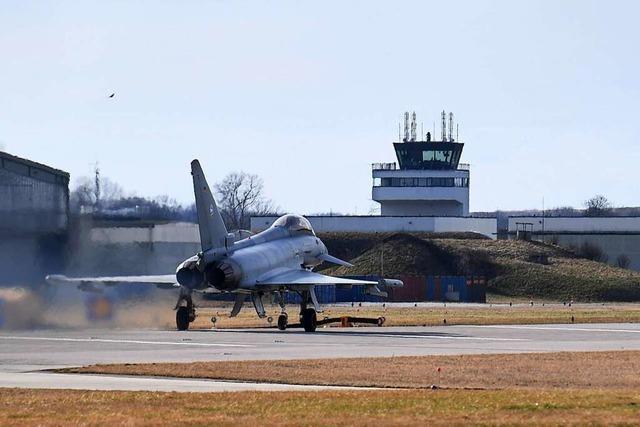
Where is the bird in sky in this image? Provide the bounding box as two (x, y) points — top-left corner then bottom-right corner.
(108, 93), (115, 98)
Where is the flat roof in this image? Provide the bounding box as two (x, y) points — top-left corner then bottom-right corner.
(0, 151), (70, 184)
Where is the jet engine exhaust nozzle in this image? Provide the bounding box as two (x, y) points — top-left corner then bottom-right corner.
(176, 267), (204, 289)
(206, 260), (241, 290)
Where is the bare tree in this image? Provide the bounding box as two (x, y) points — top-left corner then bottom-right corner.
(214, 172), (275, 231)
(548, 206), (580, 217)
(70, 176), (96, 211)
(584, 195), (612, 217)
(100, 177), (123, 205)
(616, 254), (631, 269)
(70, 176), (123, 213)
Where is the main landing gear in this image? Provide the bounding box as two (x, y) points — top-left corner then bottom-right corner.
(277, 313), (288, 331)
(275, 290), (317, 332)
(301, 307), (317, 332)
(175, 288), (196, 331)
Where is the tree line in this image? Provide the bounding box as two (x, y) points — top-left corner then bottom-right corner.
(70, 171), (278, 230)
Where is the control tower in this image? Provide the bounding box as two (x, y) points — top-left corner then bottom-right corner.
(372, 111), (470, 216)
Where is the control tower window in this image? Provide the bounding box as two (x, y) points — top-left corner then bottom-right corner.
(393, 142), (464, 170)
(374, 177), (469, 188)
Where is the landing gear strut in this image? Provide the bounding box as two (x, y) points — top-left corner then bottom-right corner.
(299, 290), (317, 333)
(275, 290), (288, 331)
(175, 288), (196, 331)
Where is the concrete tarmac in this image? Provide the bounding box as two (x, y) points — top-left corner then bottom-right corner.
(2, 323), (640, 392)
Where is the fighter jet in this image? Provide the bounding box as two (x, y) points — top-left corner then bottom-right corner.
(47, 160), (402, 331)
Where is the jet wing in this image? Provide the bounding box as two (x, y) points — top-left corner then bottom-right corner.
(255, 269), (378, 286)
(45, 274), (179, 290)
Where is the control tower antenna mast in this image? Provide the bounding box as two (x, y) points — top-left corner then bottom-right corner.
(449, 112), (454, 142)
(441, 110), (446, 141)
(403, 112), (410, 142)
(410, 111), (417, 142)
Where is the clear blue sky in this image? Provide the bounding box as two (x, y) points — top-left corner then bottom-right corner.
(1, 0), (638, 213)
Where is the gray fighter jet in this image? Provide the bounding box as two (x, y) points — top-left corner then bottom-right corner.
(47, 160), (402, 331)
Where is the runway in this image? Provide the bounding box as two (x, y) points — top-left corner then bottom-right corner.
(2, 323), (640, 392)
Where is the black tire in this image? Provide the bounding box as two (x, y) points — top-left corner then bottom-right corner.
(302, 308), (317, 332)
(176, 306), (190, 331)
(277, 313), (288, 331)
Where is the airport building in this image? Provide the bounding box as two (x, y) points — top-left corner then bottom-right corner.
(0, 151), (70, 284)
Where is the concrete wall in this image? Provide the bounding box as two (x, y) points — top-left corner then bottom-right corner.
(551, 234), (640, 271)
(378, 199), (464, 216)
(508, 216), (640, 233)
(251, 215), (497, 238)
(507, 216), (640, 272)
(67, 222), (200, 276)
(89, 222), (200, 244)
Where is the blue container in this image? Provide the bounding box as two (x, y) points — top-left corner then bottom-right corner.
(426, 276), (434, 301)
(337, 276), (384, 302)
(335, 285), (355, 302)
(284, 285), (336, 304)
(315, 285), (336, 304)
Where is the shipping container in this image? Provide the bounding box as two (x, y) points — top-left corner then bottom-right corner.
(388, 275), (426, 302)
(467, 276), (487, 303)
(427, 275), (485, 303)
(337, 276), (383, 302)
(284, 285), (337, 304)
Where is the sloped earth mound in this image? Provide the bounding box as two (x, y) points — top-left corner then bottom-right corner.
(324, 233), (640, 302)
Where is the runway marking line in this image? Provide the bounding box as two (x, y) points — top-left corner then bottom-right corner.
(0, 336), (253, 348)
(365, 334), (526, 341)
(467, 325), (640, 334)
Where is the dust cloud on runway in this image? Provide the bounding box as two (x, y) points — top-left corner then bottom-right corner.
(0, 286), (176, 330)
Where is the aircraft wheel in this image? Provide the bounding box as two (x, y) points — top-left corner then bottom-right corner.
(277, 313), (288, 331)
(302, 308), (317, 333)
(176, 306), (190, 331)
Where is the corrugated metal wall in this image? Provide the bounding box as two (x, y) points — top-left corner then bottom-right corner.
(0, 165), (68, 234)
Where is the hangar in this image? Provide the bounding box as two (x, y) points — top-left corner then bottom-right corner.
(0, 151), (69, 285)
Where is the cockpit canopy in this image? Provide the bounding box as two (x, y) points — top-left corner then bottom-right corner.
(271, 214), (315, 236)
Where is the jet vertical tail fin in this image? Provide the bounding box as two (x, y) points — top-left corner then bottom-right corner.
(191, 159), (228, 251)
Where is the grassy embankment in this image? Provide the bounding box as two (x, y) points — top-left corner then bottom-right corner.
(320, 232), (640, 302)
